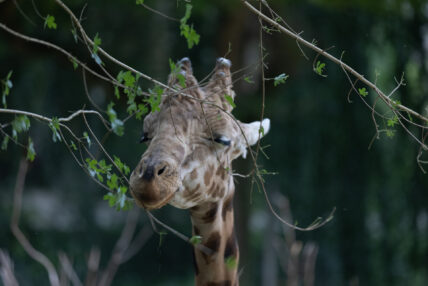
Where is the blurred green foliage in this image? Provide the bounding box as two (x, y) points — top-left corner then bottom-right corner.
(1, 0), (428, 285)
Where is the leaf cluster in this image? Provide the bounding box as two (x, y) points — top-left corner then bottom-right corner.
(180, 4), (200, 49)
(86, 157), (132, 211)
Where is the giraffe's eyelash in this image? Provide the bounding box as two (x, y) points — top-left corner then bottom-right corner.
(139, 132), (151, 143)
(214, 136), (231, 146)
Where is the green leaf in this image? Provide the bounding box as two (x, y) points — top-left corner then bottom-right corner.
(146, 86), (163, 113)
(117, 70), (136, 88)
(93, 33), (102, 54)
(224, 95), (236, 108)
(83, 131), (91, 147)
(225, 256), (237, 270)
(107, 102), (124, 136)
(386, 129), (395, 138)
(136, 104), (148, 120)
(179, 4), (200, 49)
(273, 73), (288, 86)
(11, 115), (31, 140)
(1, 136), (9, 151)
(358, 87), (368, 97)
(169, 59), (187, 87)
(71, 28), (78, 43)
(189, 235), (202, 245)
(49, 117), (62, 142)
(91, 53), (103, 65)
(387, 115), (398, 127)
(98, 159), (112, 174)
(70, 140), (78, 151)
(26, 137), (36, 162)
(136, 0), (144, 4)
(114, 155), (130, 175)
(91, 33), (103, 65)
(70, 57), (78, 70)
(177, 73), (186, 88)
(181, 4), (192, 23)
(259, 126), (265, 136)
(244, 76), (254, 84)
(44, 15), (57, 29)
(103, 193), (116, 207)
(114, 86), (120, 99)
(86, 158), (98, 178)
(169, 58), (177, 73)
(107, 173), (119, 190)
(314, 61), (326, 76)
(2, 70), (13, 108)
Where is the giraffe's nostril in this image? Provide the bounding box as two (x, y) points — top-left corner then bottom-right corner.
(157, 166), (166, 176)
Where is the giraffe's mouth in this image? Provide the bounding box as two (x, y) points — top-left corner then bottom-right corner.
(130, 185), (177, 210)
(129, 167), (180, 210)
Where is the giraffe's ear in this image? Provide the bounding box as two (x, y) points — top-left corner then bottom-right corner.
(240, 118), (271, 146)
(236, 119), (270, 158)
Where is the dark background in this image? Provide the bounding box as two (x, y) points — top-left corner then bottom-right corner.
(1, 0), (428, 285)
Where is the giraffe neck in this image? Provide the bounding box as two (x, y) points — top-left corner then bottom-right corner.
(190, 194), (239, 286)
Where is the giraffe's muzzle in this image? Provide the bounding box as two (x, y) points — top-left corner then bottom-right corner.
(129, 160), (179, 210)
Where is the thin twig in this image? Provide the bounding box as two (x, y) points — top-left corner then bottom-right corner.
(241, 0), (428, 124)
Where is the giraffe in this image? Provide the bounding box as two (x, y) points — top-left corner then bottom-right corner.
(129, 57), (270, 286)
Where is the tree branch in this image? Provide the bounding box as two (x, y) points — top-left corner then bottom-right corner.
(10, 158), (60, 286)
(242, 0), (428, 125)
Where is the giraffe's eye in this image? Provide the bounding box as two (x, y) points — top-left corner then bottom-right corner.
(214, 136), (231, 146)
(139, 132), (151, 143)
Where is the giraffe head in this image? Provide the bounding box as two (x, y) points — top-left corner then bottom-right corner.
(129, 57), (270, 210)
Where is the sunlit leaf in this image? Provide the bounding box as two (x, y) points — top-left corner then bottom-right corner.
(314, 61), (326, 76)
(11, 115), (30, 140)
(224, 94), (236, 108)
(49, 117), (62, 142)
(273, 73), (288, 86)
(1, 136), (9, 151)
(107, 102), (124, 136)
(179, 4), (200, 49)
(44, 15), (57, 29)
(189, 235), (202, 245)
(26, 137), (36, 162)
(358, 87), (368, 97)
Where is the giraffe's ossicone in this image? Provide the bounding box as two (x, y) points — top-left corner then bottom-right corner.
(129, 57), (270, 286)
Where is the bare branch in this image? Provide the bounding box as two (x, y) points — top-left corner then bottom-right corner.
(98, 208), (140, 286)
(10, 158), (60, 286)
(0, 250), (19, 286)
(0, 23), (114, 86)
(84, 247), (100, 286)
(58, 252), (83, 286)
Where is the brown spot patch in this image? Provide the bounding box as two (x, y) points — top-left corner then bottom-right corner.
(202, 202), (218, 223)
(215, 185), (225, 198)
(216, 166), (223, 176)
(224, 232), (238, 260)
(207, 183), (217, 196)
(190, 169), (198, 180)
(202, 231), (221, 263)
(204, 168), (213, 186)
(191, 205), (200, 212)
(222, 195), (234, 221)
(193, 226), (200, 235)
